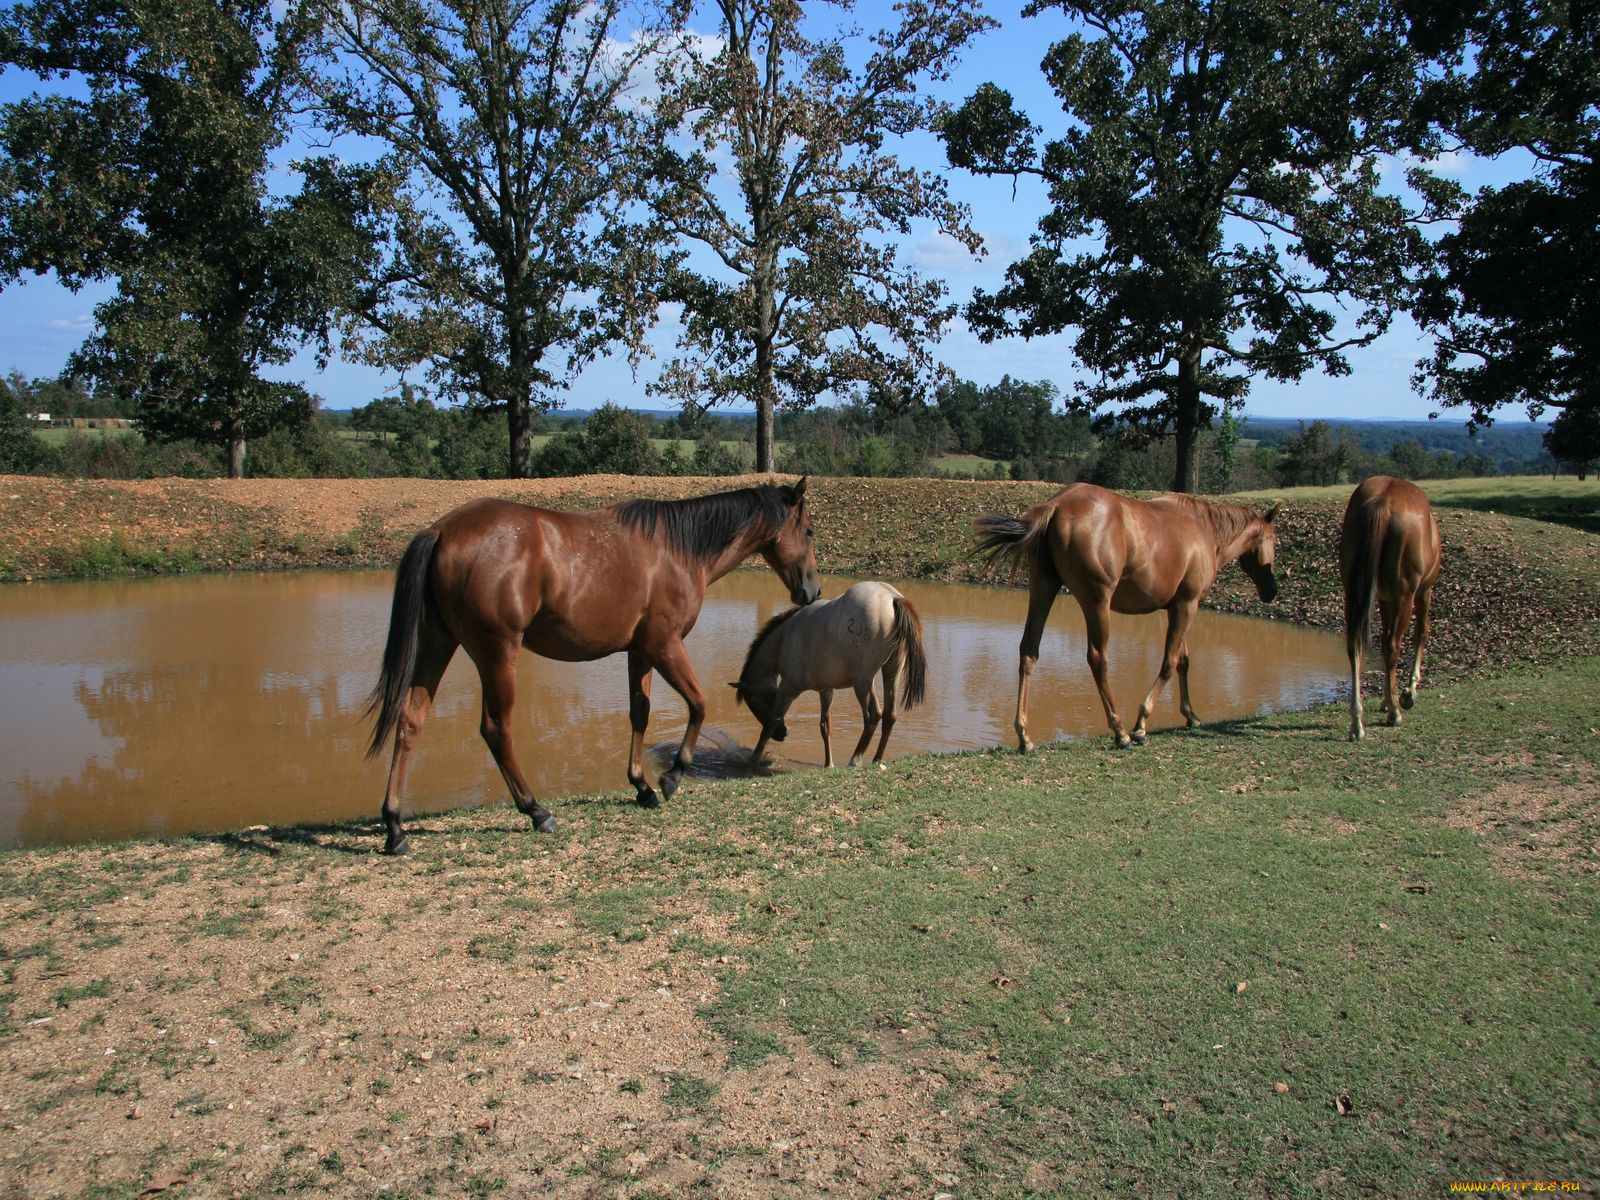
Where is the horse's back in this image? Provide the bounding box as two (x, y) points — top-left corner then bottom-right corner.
(778, 581), (904, 687)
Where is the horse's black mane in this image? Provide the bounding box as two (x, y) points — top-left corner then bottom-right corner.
(733, 605), (802, 702)
(616, 483), (794, 563)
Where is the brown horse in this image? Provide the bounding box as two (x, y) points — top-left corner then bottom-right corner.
(366, 479), (820, 854)
(1338, 475), (1442, 741)
(975, 483), (1279, 752)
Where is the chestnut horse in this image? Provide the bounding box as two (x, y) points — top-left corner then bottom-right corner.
(975, 483), (1279, 752)
(366, 479), (820, 854)
(1339, 475), (1442, 741)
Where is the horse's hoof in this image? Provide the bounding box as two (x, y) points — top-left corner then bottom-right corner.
(1400, 691), (1416, 710)
(1131, 731), (1149, 747)
(636, 788), (661, 809)
(1386, 711), (1401, 727)
(1016, 740), (1033, 755)
(659, 773), (680, 802)
(1348, 728), (1364, 742)
(533, 813), (557, 834)
(385, 836), (412, 857)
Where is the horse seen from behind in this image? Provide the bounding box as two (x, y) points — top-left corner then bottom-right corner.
(974, 483), (1279, 752)
(366, 479), (821, 854)
(1338, 475), (1442, 741)
(735, 581), (928, 768)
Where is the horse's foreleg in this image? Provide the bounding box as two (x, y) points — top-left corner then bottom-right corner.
(625, 651), (659, 808)
(1402, 581), (1435, 710)
(1016, 566), (1061, 754)
(380, 630), (457, 855)
(1133, 602), (1195, 745)
(1176, 639), (1198, 728)
(646, 640), (707, 804)
(475, 644), (556, 835)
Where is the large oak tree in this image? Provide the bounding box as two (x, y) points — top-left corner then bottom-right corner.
(0, 0), (374, 477)
(942, 0), (1435, 492)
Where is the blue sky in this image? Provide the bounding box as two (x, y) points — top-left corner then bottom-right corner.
(0, 0), (1540, 426)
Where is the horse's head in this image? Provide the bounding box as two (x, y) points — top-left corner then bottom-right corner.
(1238, 503), (1280, 602)
(761, 476), (821, 606)
(730, 680), (787, 741)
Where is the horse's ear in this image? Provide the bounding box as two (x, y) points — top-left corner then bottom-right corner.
(792, 475), (808, 503)
(1264, 502), (1280, 523)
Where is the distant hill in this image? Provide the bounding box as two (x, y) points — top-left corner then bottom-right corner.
(1240, 415), (1553, 473)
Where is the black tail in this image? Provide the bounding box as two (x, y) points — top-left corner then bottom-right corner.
(364, 529), (441, 760)
(972, 504), (1053, 577)
(892, 596), (928, 710)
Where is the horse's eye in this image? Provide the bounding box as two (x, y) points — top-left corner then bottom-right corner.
(805, 527), (814, 538)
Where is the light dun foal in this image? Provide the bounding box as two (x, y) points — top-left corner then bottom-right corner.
(735, 581), (928, 768)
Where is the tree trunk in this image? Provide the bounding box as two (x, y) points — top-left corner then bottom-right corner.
(508, 390), (532, 478)
(1172, 346), (1202, 494)
(753, 243), (778, 474)
(228, 418), (247, 480)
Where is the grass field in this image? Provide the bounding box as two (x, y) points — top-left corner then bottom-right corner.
(1236, 475), (1600, 533)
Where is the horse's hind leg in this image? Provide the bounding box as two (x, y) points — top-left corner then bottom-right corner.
(1347, 623), (1366, 742)
(1379, 591), (1416, 726)
(1402, 580), (1435, 710)
(475, 642), (556, 833)
(869, 659), (899, 764)
(847, 684), (881, 767)
(381, 625), (457, 855)
(1081, 598), (1133, 749)
(819, 688), (836, 768)
(1015, 562), (1062, 754)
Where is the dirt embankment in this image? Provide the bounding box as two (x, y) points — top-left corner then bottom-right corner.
(3, 472), (1598, 680)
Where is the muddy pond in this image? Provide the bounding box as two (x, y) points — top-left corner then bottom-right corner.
(0, 569), (1348, 850)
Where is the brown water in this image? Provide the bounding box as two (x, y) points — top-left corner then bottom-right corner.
(0, 570), (1347, 849)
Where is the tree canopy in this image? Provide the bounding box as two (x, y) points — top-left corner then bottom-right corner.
(941, 0), (1435, 492)
(1408, 0), (1598, 442)
(305, 0), (683, 478)
(0, 0), (375, 476)
(649, 0), (991, 472)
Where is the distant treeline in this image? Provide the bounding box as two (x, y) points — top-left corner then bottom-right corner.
(0, 368), (1570, 487)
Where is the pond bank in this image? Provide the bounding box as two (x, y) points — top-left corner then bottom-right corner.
(3, 473), (1598, 680)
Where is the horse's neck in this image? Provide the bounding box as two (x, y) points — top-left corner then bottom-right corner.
(705, 524), (776, 583)
(1200, 501), (1259, 563)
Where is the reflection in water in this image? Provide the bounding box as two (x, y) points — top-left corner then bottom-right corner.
(0, 570), (1348, 849)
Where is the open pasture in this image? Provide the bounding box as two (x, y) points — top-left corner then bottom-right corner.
(0, 473), (1596, 1196)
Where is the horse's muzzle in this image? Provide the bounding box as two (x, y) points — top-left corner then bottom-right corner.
(1258, 572), (1279, 603)
(792, 579), (822, 606)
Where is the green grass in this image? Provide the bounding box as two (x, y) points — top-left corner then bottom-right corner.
(1236, 474), (1600, 532)
(685, 656), (1600, 1193)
